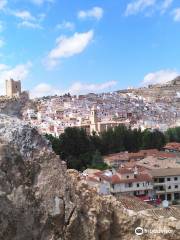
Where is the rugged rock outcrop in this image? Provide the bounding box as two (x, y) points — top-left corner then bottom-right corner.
(0, 114), (180, 240)
(0, 97), (36, 117)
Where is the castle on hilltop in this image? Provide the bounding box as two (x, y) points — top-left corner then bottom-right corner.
(5, 79), (29, 99)
(6, 79), (21, 98)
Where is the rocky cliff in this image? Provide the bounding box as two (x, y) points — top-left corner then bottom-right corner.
(0, 114), (180, 240)
(0, 96), (36, 117)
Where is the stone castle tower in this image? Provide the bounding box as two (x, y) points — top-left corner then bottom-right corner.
(6, 79), (21, 98)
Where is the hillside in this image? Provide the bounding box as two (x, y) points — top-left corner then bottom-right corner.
(118, 77), (180, 101)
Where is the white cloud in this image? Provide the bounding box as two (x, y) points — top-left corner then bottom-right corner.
(12, 10), (35, 21)
(18, 21), (42, 29)
(0, 21), (5, 32)
(31, 80), (117, 98)
(125, 0), (174, 16)
(0, 62), (32, 95)
(56, 21), (75, 31)
(125, 0), (156, 16)
(68, 80), (117, 95)
(49, 31), (94, 58)
(172, 8), (180, 21)
(0, 64), (8, 71)
(142, 69), (179, 85)
(30, 0), (54, 5)
(78, 7), (104, 20)
(0, 39), (5, 48)
(0, 0), (7, 10)
(9, 9), (44, 29)
(38, 13), (46, 21)
(46, 30), (94, 68)
(161, 0), (173, 13)
(31, 83), (61, 98)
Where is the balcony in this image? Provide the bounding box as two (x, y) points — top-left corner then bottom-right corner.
(166, 188), (175, 192)
(154, 185), (166, 193)
(153, 182), (166, 186)
(155, 190), (166, 194)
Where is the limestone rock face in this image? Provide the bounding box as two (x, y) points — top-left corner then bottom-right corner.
(0, 114), (179, 240)
(0, 97), (36, 117)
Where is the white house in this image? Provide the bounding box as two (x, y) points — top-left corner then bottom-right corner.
(150, 168), (180, 203)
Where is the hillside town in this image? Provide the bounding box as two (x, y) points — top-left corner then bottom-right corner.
(21, 77), (180, 136)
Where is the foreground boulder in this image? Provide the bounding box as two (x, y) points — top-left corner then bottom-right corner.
(0, 114), (179, 240)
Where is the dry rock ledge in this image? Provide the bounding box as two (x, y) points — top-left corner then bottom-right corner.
(0, 114), (179, 240)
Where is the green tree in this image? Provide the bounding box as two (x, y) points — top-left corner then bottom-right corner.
(112, 124), (127, 152)
(59, 127), (92, 159)
(132, 128), (142, 151)
(89, 132), (103, 152)
(141, 129), (154, 149)
(152, 129), (166, 149)
(141, 129), (166, 150)
(91, 150), (108, 170)
(165, 127), (180, 142)
(100, 128), (115, 154)
(45, 134), (61, 155)
(46, 125), (179, 172)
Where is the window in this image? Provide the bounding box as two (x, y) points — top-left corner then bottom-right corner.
(174, 177), (178, 181)
(126, 175), (129, 179)
(167, 194), (171, 201)
(159, 178), (165, 183)
(160, 186), (164, 191)
(167, 178), (171, 181)
(168, 186), (171, 189)
(174, 192), (180, 200)
(175, 185), (178, 189)
(137, 183), (139, 187)
(159, 186), (165, 191)
(125, 183), (132, 188)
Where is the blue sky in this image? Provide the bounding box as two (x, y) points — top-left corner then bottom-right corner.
(0, 0), (180, 97)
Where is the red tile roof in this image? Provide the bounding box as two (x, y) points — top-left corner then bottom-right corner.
(139, 149), (159, 155)
(164, 142), (180, 151)
(111, 173), (152, 184)
(111, 175), (121, 184)
(103, 152), (129, 162)
(88, 168), (152, 185)
(157, 152), (176, 158)
(103, 148), (177, 165)
(117, 168), (134, 174)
